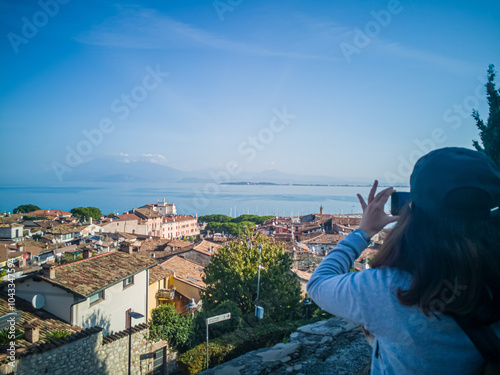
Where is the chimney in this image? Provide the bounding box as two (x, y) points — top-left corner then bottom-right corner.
(42, 264), (56, 279)
(23, 322), (40, 343)
(89, 217), (93, 225)
(83, 248), (91, 259)
(120, 242), (132, 254)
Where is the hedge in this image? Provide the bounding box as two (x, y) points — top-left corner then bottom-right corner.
(177, 320), (305, 375)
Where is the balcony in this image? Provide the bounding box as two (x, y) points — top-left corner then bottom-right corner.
(156, 288), (176, 300)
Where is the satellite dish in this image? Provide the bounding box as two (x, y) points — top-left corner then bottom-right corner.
(32, 294), (45, 309)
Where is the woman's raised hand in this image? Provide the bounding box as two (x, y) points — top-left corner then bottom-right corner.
(357, 180), (399, 238)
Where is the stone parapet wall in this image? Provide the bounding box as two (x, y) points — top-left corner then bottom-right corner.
(200, 317), (372, 375)
(0, 324), (169, 375)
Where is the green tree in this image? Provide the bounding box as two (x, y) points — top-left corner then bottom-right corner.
(199, 214), (233, 223)
(148, 304), (193, 350)
(472, 64), (500, 168)
(13, 204), (40, 214)
(201, 233), (302, 323)
(70, 207), (102, 221)
(233, 215), (273, 225)
(107, 213), (116, 218)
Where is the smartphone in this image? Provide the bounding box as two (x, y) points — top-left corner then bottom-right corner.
(391, 192), (410, 216)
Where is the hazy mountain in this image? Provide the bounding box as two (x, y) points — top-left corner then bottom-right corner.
(39, 158), (187, 183)
(36, 158), (372, 185)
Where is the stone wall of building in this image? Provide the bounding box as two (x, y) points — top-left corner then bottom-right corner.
(0, 324), (175, 375)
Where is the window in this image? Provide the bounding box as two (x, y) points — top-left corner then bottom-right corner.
(89, 290), (104, 305)
(123, 276), (134, 288)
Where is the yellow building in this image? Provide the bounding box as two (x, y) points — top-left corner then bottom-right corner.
(148, 264), (175, 320)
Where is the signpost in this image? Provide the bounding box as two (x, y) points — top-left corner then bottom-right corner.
(206, 313), (231, 370)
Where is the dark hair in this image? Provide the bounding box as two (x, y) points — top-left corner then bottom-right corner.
(371, 203), (500, 325)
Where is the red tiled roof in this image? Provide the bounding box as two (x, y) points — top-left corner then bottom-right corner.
(149, 264), (174, 285)
(167, 239), (192, 248)
(25, 246), (43, 256)
(37, 251), (156, 297)
(134, 208), (163, 219)
(0, 223), (23, 228)
(164, 215), (196, 223)
(26, 210), (72, 217)
(303, 234), (345, 245)
(115, 214), (141, 221)
(162, 256), (205, 289)
(0, 292), (80, 348)
(139, 238), (169, 252)
(193, 240), (221, 255)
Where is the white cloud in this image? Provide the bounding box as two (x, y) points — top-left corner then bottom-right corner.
(75, 8), (335, 61)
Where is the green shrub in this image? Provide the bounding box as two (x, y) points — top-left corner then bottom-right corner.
(148, 304), (193, 351)
(177, 320), (304, 375)
(0, 328), (23, 345)
(45, 330), (71, 342)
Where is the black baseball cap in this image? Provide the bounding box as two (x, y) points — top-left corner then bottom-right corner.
(410, 147), (500, 219)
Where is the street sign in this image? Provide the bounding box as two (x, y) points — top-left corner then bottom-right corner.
(206, 312), (231, 370)
(255, 306), (264, 319)
(206, 313), (231, 325)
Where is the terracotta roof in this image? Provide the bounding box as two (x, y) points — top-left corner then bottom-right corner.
(115, 214), (141, 222)
(0, 213), (24, 224)
(0, 292), (80, 348)
(0, 223), (24, 228)
(164, 215), (196, 223)
(134, 208), (163, 219)
(149, 264), (174, 285)
(167, 239), (192, 249)
(293, 243), (311, 252)
(162, 256), (205, 289)
(193, 240), (221, 255)
(302, 234), (345, 245)
(116, 232), (138, 240)
(26, 210), (72, 217)
(25, 246), (43, 256)
(210, 236), (227, 243)
(139, 238), (169, 252)
(47, 225), (78, 235)
(37, 251), (156, 297)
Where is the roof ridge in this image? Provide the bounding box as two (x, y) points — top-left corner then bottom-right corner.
(54, 250), (118, 269)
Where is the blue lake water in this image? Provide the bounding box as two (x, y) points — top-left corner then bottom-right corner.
(0, 183), (407, 217)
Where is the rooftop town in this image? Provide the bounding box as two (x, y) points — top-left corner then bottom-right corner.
(0, 201), (386, 374)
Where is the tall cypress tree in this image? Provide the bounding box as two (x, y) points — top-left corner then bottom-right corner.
(472, 64), (500, 168)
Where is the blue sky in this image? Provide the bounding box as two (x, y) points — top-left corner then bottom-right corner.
(1, 0), (499, 185)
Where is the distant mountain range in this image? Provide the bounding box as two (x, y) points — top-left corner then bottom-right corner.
(37, 158), (376, 185)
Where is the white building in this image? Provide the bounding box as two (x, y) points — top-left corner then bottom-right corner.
(13, 251), (156, 333)
(0, 223), (24, 242)
(141, 199), (177, 216)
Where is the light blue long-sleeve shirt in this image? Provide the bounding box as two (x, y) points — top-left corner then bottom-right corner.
(307, 230), (499, 374)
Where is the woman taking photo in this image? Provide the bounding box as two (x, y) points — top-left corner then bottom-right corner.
(307, 147), (500, 374)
